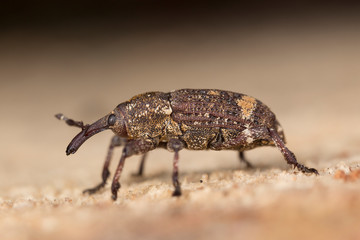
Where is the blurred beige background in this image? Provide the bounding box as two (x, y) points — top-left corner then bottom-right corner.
(0, 1), (360, 240)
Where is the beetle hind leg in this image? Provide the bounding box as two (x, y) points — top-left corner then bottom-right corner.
(268, 128), (319, 175)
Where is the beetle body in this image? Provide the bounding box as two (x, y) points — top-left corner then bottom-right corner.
(57, 89), (318, 200)
(116, 89), (283, 151)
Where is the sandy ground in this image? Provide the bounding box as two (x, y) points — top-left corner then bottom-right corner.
(1, 10), (360, 240)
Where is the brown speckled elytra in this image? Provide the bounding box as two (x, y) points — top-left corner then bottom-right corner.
(56, 89), (318, 200)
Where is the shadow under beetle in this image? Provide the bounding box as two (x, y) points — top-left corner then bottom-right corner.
(56, 89), (318, 200)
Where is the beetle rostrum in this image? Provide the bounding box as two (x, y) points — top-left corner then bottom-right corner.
(56, 89), (318, 200)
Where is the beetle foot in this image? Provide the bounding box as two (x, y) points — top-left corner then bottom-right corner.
(243, 160), (254, 169)
(172, 186), (182, 197)
(111, 182), (121, 200)
(83, 182), (106, 195)
(295, 163), (319, 175)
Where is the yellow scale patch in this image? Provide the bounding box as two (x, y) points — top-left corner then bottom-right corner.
(236, 95), (257, 119)
(207, 90), (220, 96)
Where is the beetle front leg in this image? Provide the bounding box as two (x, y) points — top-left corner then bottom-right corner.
(268, 128), (319, 175)
(111, 138), (158, 201)
(83, 135), (125, 195)
(167, 139), (185, 197)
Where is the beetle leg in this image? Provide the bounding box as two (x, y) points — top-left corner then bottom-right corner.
(83, 135), (125, 195)
(268, 128), (319, 175)
(132, 153), (148, 177)
(111, 138), (158, 200)
(239, 151), (253, 168)
(167, 139), (185, 197)
(172, 151), (181, 196)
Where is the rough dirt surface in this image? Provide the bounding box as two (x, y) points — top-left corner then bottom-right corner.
(1, 6), (360, 240)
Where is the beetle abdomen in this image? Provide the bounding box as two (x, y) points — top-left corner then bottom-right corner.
(170, 89), (261, 130)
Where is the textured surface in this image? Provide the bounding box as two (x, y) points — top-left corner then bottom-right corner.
(169, 89), (281, 151)
(1, 8), (360, 240)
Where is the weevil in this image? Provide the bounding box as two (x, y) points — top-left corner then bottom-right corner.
(56, 89), (318, 200)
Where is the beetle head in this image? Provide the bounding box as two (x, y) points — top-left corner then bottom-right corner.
(66, 107), (127, 155)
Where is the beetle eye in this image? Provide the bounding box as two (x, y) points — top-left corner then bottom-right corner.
(108, 114), (116, 126)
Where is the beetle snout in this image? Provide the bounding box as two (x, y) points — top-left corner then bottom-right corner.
(66, 115), (110, 155)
